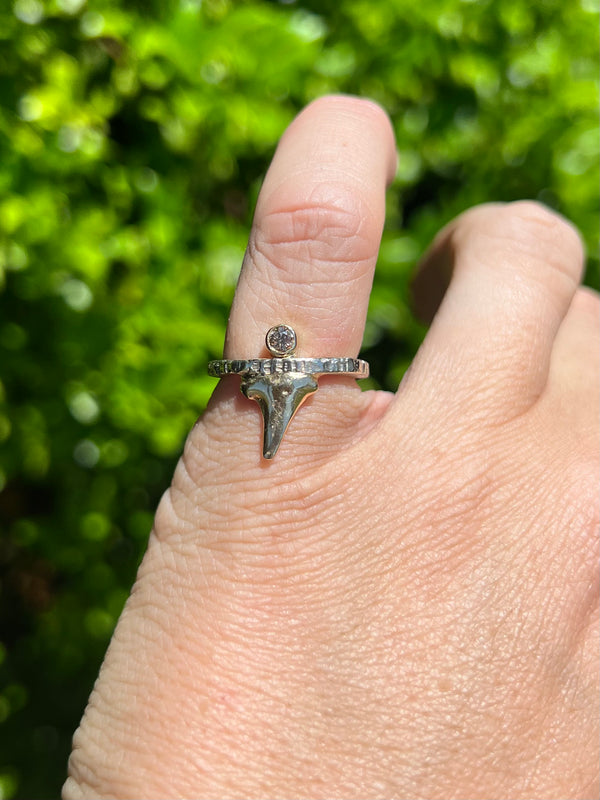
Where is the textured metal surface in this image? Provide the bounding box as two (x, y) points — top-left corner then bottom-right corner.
(208, 357), (369, 378)
(208, 326), (369, 459)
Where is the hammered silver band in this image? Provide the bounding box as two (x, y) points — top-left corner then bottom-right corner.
(208, 357), (369, 379)
(208, 324), (369, 459)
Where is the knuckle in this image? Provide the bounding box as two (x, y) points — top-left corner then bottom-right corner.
(504, 200), (585, 266)
(572, 286), (600, 318)
(251, 184), (377, 277)
(63, 734), (116, 799)
(61, 776), (86, 800)
(456, 200), (585, 293)
(259, 192), (362, 246)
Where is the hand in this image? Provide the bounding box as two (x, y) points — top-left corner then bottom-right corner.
(64, 96), (599, 800)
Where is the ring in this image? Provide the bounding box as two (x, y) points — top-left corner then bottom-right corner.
(208, 324), (369, 459)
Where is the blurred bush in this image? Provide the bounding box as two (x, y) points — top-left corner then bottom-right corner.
(0, 0), (597, 796)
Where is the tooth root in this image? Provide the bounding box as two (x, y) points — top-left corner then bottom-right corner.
(241, 373), (319, 459)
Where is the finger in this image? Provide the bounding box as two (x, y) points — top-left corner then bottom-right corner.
(407, 201), (586, 419)
(542, 286), (599, 420)
(205, 96), (396, 464)
(224, 95), (397, 360)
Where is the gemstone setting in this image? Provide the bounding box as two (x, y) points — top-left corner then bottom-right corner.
(265, 324), (297, 357)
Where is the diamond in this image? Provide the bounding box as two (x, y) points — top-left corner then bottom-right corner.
(266, 324), (297, 357)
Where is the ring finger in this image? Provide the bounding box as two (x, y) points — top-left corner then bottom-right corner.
(205, 95), (396, 465)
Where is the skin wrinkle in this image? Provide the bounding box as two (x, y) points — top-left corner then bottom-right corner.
(155, 454), (373, 597)
(110, 608), (258, 744)
(526, 697), (589, 797)
(257, 195), (365, 245)
(393, 348), (536, 431)
(254, 191), (378, 262)
(245, 228), (376, 315)
(449, 201), (585, 288)
(70, 688), (165, 798)
(240, 244), (352, 312)
(558, 458), (600, 558)
(229, 270), (371, 356)
(540, 387), (600, 464)
(478, 507), (595, 688)
(386, 462), (588, 732)
(435, 285), (551, 406)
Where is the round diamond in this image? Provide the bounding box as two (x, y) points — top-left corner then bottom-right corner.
(266, 324), (297, 356)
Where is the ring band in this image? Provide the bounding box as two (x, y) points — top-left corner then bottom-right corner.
(208, 324), (370, 459)
(208, 357), (368, 379)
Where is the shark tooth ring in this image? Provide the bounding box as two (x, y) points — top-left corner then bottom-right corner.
(208, 324), (369, 459)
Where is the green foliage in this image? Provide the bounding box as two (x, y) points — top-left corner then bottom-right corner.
(0, 0), (597, 795)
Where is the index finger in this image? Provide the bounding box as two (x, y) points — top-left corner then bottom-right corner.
(224, 95), (397, 361)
